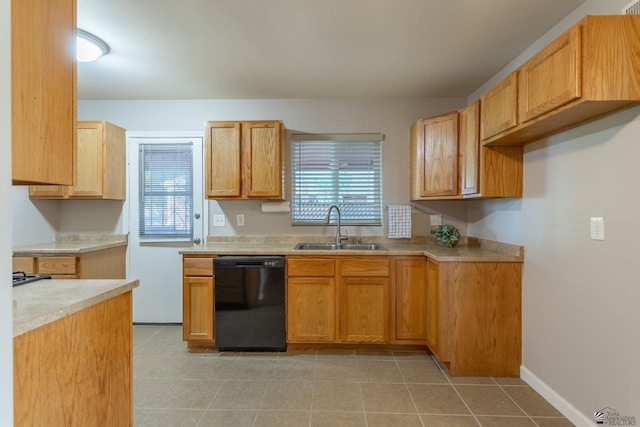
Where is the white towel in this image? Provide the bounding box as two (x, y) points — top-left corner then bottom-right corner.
(387, 205), (412, 238)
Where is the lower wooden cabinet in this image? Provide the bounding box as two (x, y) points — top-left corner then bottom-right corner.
(427, 259), (522, 377)
(12, 246), (126, 279)
(287, 256), (389, 344)
(391, 257), (428, 344)
(182, 256), (215, 343)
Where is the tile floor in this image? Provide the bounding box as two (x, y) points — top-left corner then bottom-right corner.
(133, 325), (574, 427)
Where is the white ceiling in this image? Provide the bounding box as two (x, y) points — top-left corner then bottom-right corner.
(77, 0), (586, 100)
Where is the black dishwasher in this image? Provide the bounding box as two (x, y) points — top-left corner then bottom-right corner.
(214, 256), (286, 351)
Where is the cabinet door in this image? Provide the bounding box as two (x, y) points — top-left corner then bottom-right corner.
(394, 258), (427, 342)
(182, 276), (214, 341)
(417, 112), (459, 198)
(341, 277), (389, 343)
(287, 277), (336, 342)
(12, 0), (76, 185)
(459, 101), (480, 196)
(425, 260), (439, 354)
(243, 121), (283, 198)
(480, 72), (518, 141)
(205, 122), (242, 198)
(518, 25), (581, 123)
(66, 124), (104, 197)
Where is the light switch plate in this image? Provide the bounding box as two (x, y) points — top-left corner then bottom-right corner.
(430, 214), (443, 226)
(236, 214), (245, 227)
(590, 217), (605, 240)
(213, 214), (226, 227)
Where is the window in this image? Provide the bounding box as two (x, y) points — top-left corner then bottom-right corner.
(291, 134), (383, 225)
(138, 143), (193, 239)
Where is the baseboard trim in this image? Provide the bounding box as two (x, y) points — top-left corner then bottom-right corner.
(520, 365), (593, 427)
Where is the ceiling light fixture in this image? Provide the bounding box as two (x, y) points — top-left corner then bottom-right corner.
(76, 29), (110, 62)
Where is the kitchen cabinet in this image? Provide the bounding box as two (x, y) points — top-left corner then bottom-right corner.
(483, 15), (640, 145)
(391, 257), (427, 344)
(426, 258), (522, 377)
(12, 0), (76, 185)
(205, 120), (284, 199)
(12, 246), (126, 279)
(460, 101), (523, 198)
(30, 121), (127, 200)
(182, 256), (215, 344)
(14, 290), (133, 426)
(287, 256), (389, 344)
(410, 112), (459, 200)
(287, 258), (336, 342)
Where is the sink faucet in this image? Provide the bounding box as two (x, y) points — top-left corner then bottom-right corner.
(325, 205), (348, 245)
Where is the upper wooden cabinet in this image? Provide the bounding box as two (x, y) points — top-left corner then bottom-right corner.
(410, 112), (459, 200)
(411, 103), (522, 200)
(205, 120), (285, 199)
(12, 0), (77, 185)
(483, 15), (640, 145)
(29, 121), (127, 200)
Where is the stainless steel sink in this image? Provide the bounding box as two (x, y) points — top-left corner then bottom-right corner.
(293, 243), (386, 251)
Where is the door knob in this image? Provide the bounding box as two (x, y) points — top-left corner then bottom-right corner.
(193, 238), (201, 244)
(194, 213), (201, 219)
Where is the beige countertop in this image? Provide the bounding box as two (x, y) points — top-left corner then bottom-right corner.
(13, 234), (128, 256)
(13, 278), (139, 337)
(179, 236), (524, 262)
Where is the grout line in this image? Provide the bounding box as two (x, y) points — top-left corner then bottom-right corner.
(393, 352), (427, 427)
(495, 382), (540, 426)
(433, 355), (482, 427)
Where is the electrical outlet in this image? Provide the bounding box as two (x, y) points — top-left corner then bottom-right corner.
(430, 214), (443, 226)
(590, 217), (605, 240)
(236, 214), (245, 227)
(213, 214), (226, 227)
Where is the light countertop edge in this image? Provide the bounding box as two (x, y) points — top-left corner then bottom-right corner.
(13, 240), (128, 255)
(13, 278), (139, 337)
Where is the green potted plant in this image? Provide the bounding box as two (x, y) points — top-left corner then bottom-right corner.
(429, 224), (460, 248)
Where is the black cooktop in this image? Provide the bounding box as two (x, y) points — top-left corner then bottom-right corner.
(12, 272), (52, 287)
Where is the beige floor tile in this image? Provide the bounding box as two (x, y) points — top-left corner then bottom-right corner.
(134, 378), (176, 407)
(355, 349), (394, 360)
(315, 359), (360, 382)
(398, 360), (449, 384)
(208, 380), (267, 410)
(311, 411), (367, 427)
(392, 350), (433, 361)
(476, 415), (536, 426)
(312, 381), (364, 412)
(366, 412), (424, 427)
(532, 417), (576, 426)
(456, 385), (525, 416)
(407, 383), (470, 415)
(445, 373), (497, 385)
(133, 407), (151, 427)
(357, 360), (404, 383)
(159, 379), (222, 409)
(253, 410), (311, 427)
(272, 358), (316, 381)
(197, 409), (257, 427)
(138, 408), (205, 427)
(134, 355), (192, 379)
(502, 386), (564, 417)
(260, 381), (314, 410)
(278, 349), (318, 359)
(224, 358), (276, 381)
(316, 349), (356, 358)
(361, 383), (417, 413)
(492, 377), (529, 385)
(183, 357), (237, 380)
(421, 414), (481, 426)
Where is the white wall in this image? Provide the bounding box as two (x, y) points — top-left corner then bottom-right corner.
(1, 0), (13, 423)
(467, 0), (640, 424)
(11, 188), (58, 246)
(78, 98), (468, 238)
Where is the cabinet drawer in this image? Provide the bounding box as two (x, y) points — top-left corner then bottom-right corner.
(183, 257), (214, 277)
(287, 258), (336, 277)
(13, 257), (35, 274)
(37, 257), (77, 275)
(341, 258), (389, 276)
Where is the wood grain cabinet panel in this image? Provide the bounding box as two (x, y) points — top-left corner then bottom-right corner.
(287, 276), (336, 342)
(205, 120), (284, 199)
(13, 247), (127, 280)
(410, 112), (459, 200)
(182, 255), (215, 343)
(341, 276), (389, 343)
(480, 72), (519, 141)
(11, 0), (76, 185)
(391, 257), (427, 344)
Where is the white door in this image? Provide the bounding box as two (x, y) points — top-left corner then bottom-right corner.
(127, 134), (206, 323)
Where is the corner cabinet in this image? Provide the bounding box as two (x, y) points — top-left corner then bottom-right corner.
(483, 15), (640, 145)
(12, 0), (77, 185)
(205, 120), (285, 199)
(426, 259), (522, 377)
(182, 256), (215, 345)
(29, 121), (127, 200)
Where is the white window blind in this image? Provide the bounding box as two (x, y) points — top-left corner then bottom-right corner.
(138, 143), (193, 239)
(291, 134), (383, 226)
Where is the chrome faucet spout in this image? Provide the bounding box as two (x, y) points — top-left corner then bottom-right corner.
(326, 205), (347, 245)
